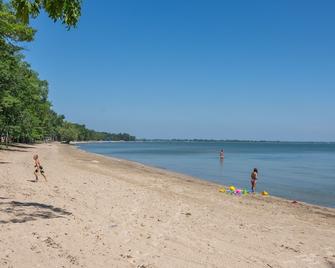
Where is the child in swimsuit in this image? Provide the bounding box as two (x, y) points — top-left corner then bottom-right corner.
(251, 168), (258, 193)
(33, 154), (47, 182)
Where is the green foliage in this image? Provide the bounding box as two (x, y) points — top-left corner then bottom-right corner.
(0, 1), (135, 144)
(10, 0), (82, 28)
(57, 122), (78, 143)
(0, 2), (35, 42)
(56, 122), (136, 143)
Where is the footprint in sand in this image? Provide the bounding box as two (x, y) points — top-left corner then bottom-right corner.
(42, 236), (80, 266)
(44, 237), (61, 249)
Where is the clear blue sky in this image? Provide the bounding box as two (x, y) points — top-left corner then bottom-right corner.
(24, 0), (335, 141)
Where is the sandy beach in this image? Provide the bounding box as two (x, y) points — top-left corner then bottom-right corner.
(0, 143), (334, 268)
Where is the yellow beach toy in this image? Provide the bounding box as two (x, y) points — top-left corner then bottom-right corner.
(229, 186), (236, 191)
(219, 187), (226, 193)
(262, 191), (269, 196)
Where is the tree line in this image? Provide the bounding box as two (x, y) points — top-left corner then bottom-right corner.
(0, 1), (135, 144)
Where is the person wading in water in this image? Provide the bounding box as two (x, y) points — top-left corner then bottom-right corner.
(220, 149), (224, 160)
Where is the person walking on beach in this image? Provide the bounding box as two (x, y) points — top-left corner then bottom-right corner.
(33, 154), (47, 182)
(251, 168), (258, 193)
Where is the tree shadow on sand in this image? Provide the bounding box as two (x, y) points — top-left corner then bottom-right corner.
(0, 201), (72, 224)
(7, 144), (36, 149)
(0, 143), (36, 152)
(0, 147), (27, 152)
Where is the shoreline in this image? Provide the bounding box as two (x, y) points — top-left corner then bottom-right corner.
(1, 143), (334, 267)
(75, 142), (335, 209)
(70, 140), (335, 144)
(74, 144), (335, 211)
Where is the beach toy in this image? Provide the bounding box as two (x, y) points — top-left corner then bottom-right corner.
(219, 187), (226, 193)
(229, 186), (236, 191)
(242, 189), (248, 195)
(261, 191), (269, 196)
(235, 189), (241, 194)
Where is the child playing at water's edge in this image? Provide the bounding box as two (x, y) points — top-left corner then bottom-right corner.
(251, 168), (258, 193)
(33, 154), (47, 182)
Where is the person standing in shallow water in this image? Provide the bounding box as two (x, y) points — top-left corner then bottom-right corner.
(33, 154), (47, 182)
(220, 149), (224, 160)
(251, 168), (258, 193)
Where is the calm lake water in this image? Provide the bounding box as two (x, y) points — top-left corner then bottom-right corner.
(78, 141), (335, 208)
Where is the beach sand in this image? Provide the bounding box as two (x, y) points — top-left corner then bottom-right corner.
(0, 143), (334, 268)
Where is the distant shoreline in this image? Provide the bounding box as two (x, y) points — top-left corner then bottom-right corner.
(70, 139), (335, 145)
(70, 140), (126, 144)
(137, 139), (335, 144)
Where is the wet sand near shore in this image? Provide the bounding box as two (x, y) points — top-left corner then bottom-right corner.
(0, 143), (334, 267)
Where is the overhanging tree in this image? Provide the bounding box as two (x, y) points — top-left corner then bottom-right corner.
(10, 0), (82, 28)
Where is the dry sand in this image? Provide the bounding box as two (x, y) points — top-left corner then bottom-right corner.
(0, 143), (334, 268)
